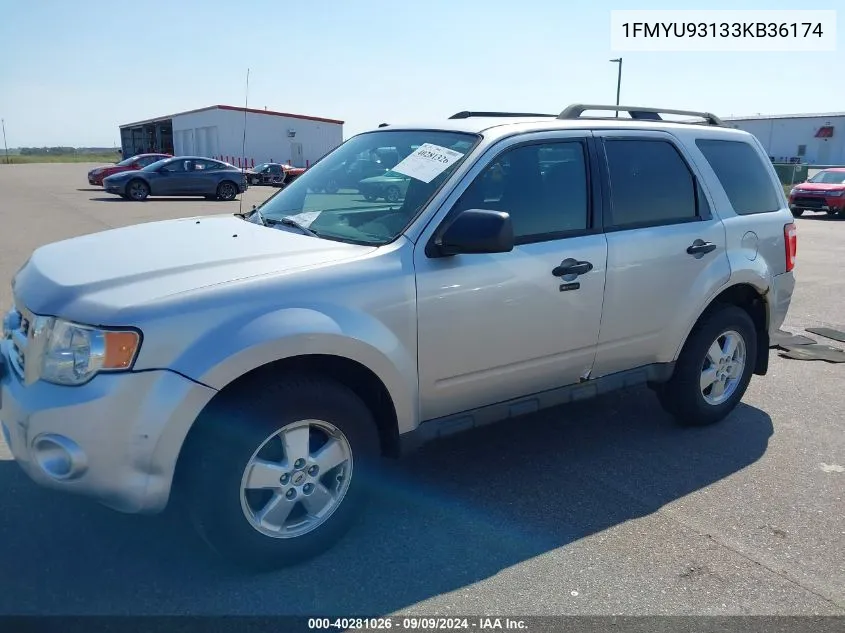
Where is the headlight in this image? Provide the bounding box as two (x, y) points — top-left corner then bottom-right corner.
(789, 188), (796, 195)
(826, 190), (844, 197)
(40, 319), (141, 385)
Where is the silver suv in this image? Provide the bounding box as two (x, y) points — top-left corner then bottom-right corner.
(0, 104), (797, 570)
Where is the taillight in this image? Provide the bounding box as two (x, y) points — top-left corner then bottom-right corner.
(784, 223), (797, 272)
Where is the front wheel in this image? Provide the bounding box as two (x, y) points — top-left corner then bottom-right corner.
(182, 378), (380, 570)
(126, 179), (149, 201)
(656, 305), (757, 427)
(217, 181), (238, 201)
(385, 186), (401, 203)
(791, 208), (805, 217)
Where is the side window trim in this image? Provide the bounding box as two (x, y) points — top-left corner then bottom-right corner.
(424, 134), (600, 257)
(597, 134), (710, 232)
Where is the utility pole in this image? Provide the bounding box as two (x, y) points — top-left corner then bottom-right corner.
(609, 58), (623, 117)
(1, 119), (8, 164)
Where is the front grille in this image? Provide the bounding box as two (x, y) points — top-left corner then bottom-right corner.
(793, 196), (827, 209)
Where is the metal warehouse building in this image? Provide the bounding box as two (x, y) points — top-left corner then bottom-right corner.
(724, 112), (844, 166)
(119, 105), (344, 168)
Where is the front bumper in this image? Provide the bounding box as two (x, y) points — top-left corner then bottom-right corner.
(104, 182), (125, 195)
(0, 339), (217, 514)
(789, 195), (845, 212)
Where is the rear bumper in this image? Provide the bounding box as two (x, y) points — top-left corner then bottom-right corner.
(768, 271), (795, 337)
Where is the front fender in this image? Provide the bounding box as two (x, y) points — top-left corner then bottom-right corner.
(169, 306), (419, 434)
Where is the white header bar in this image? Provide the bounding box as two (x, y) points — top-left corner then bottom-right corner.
(610, 10), (837, 52)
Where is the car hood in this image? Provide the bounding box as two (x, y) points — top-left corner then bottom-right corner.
(90, 164), (120, 174)
(360, 176), (405, 185)
(794, 182), (845, 191)
(13, 215), (377, 323)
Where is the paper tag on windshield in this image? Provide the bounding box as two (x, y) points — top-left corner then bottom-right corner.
(285, 210), (321, 227)
(391, 143), (464, 184)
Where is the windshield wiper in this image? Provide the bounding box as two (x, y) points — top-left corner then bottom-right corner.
(234, 204), (265, 223)
(266, 216), (319, 237)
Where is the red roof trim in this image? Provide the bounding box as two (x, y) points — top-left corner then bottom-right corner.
(120, 105), (343, 128)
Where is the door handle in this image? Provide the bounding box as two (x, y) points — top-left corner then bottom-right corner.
(552, 258), (593, 277)
(686, 239), (717, 256)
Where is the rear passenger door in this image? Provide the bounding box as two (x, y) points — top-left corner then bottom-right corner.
(591, 131), (731, 377)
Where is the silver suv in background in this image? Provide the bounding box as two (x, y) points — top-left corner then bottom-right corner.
(0, 104), (796, 570)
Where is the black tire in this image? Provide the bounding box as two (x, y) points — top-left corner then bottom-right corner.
(126, 178), (149, 201)
(217, 181), (238, 201)
(790, 208), (804, 217)
(182, 377), (381, 570)
(363, 193), (377, 202)
(385, 186), (401, 203)
(656, 305), (757, 427)
(826, 209), (838, 216)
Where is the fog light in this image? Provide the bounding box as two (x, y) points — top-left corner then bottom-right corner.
(31, 434), (87, 481)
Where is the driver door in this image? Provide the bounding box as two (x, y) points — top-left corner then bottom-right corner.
(414, 133), (608, 421)
(151, 158), (191, 195)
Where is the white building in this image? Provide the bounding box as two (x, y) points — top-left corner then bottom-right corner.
(119, 105), (344, 169)
(724, 112), (844, 166)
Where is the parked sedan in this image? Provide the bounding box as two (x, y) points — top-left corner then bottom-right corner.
(357, 170), (411, 202)
(87, 153), (171, 186)
(102, 157), (248, 201)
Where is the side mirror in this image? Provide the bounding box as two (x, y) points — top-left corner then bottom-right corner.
(428, 208), (514, 257)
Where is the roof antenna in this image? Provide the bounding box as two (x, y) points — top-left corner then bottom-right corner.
(239, 67), (250, 216)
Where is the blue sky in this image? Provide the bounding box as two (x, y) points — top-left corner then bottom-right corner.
(0, 0), (841, 147)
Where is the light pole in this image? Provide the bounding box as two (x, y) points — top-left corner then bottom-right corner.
(609, 58), (622, 117)
(1, 119), (8, 164)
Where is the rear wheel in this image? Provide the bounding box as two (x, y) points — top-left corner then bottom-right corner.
(217, 181), (238, 201)
(182, 377), (380, 570)
(656, 305), (757, 427)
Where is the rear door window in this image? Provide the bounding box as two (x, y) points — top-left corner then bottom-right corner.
(603, 139), (698, 229)
(695, 139), (781, 215)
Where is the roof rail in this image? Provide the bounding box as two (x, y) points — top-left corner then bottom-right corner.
(558, 104), (725, 127)
(449, 111), (555, 120)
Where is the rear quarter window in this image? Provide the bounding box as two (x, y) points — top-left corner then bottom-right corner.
(695, 139), (782, 215)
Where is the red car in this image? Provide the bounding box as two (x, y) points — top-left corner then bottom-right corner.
(788, 167), (845, 218)
(87, 153), (171, 186)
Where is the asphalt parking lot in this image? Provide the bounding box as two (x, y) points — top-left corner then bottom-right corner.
(0, 163), (843, 616)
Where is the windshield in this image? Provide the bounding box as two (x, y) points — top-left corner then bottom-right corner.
(142, 158), (171, 171)
(809, 170), (845, 184)
(116, 156), (139, 166)
(256, 130), (478, 245)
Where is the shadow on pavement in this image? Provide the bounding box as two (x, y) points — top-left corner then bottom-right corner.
(0, 386), (773, 615)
